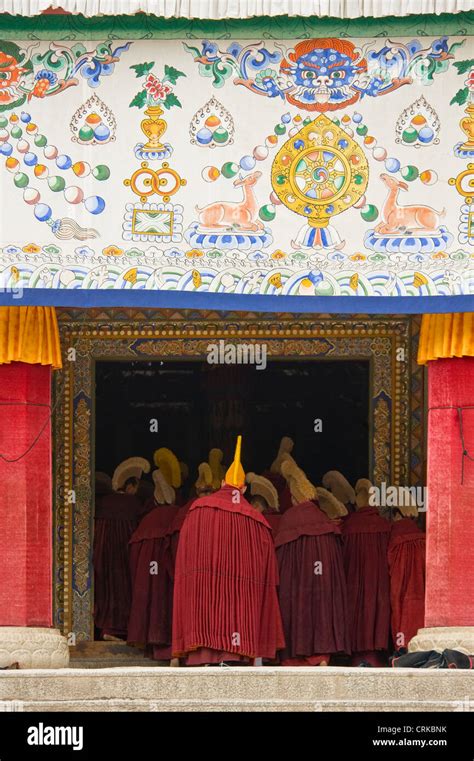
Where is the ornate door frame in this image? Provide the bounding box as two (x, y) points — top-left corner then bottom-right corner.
(53, 308), (424, 640)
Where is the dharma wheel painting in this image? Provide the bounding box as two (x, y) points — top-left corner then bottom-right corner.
(0, 34), (473, 301)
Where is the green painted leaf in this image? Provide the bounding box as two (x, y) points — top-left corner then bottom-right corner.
(453, 58), (474, 75)
(448, 40), (466, 56)
(162, 92), (182, 109)
(130, 62), (155, 78)
(450, 86), (469, 106)
(129, 89), (147, 108)
(182, 43), (201, 59)
(164, 64), (186, 85)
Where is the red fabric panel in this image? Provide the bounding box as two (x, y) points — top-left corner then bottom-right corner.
(0, 362), (52, 627)
(426, 356), (474, 627)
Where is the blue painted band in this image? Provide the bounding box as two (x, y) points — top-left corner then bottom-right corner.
(0, 288), (473, 314)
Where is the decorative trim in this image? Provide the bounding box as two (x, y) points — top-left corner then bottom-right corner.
(1, 288), (473, 314)
(53, 308), (421, 640)
(0, 12), (472, 40)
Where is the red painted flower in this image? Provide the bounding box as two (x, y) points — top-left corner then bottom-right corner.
(143, 73), (172, 102)
(466, 68), (474, 92)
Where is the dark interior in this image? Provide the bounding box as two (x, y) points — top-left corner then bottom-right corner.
(95, 359), (370, 490)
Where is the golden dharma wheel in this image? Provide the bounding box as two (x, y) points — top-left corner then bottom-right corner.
(271, 114), (369, 228)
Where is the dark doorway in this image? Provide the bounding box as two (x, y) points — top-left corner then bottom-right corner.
(95, 359), (370, 488)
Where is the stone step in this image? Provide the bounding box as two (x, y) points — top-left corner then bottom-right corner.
(0, 667), (473, 712)
(69, 641), (165, 668)
(0, 698), (470, 712)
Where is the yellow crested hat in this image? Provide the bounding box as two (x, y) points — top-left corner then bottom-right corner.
(195, 462), (213, 491)
(225, 435), (245, 488)
(112, 457), (150, 492)
(270, 436), (294, 474)
(209, 448), (225, 489)
(153, 447), (182, 489)
(281, 455), (317, 505)
(246, 472), (279, 511)
(355, 478), (373, 509)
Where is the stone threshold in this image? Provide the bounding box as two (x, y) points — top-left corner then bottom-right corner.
(0, 667), (473, 712)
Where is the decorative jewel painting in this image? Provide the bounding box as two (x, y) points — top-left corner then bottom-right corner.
(395, 96), (440, 148)
(70, 94), (116, 145)
(190, 96), (234, 148)
(0, 33), (473, 304)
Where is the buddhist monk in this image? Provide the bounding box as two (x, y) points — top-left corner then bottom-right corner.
(140, 447), (183, 533)
(246, 471), (281, 538)
(261, 436), (294, 514)
(275, 458), (349, 666)
(93, 457), (150, 640)
(322, 470), (356, 513)
(127, 449), (181, 661)
(388, 489), (426, 652)
(172, 436), (285, 665)
(342, 478), (391, 666)
(129, 461), (217, 664)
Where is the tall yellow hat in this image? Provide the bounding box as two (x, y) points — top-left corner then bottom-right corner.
(225, 435), (245, 488)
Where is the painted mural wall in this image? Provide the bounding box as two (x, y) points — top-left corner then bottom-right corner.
(0, 27), (473, 303)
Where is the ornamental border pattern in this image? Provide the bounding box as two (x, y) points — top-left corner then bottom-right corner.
(0, 12), (472, 40)
(53, 309), (421, 640)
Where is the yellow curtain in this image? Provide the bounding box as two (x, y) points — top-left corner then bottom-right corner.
(0, 307), (62, 369)
(417, 313), (474, 365)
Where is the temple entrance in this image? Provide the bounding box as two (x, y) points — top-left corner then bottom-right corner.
(53, 309), (424, 644)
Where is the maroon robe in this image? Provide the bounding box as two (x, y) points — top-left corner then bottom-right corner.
(172, 484), (285, 663)
(388, 518), (426, 649)
(93, 492), (143, 637)
(263, 511), (282, 540)
(275, 500), (349, 665)
(167, 500), (193, 569)
(342, 506), (391, 663)
(127, 502), (180, 659)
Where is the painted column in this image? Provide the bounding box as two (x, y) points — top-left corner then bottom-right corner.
(0, 361), (68, 668)
(410, 356), (474, 652)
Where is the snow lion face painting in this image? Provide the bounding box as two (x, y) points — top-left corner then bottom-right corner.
(280, 39), (367, 111)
